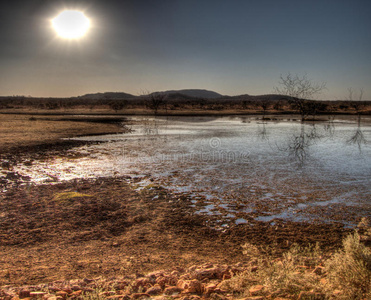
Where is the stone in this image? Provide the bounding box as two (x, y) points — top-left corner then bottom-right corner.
(71, 285), (81, 291)
(70, 290), (82, 296)
(19, 290), (31, 298)
(146, 285), (162, 295)
(186, 279), (202, 294)
(193, 267), (221, 280)
(55, 291), (68, 298)
(61, 289), (72, 295)
(135, 277), (150, 289)
(204, 283), (217, 295)
(164, 286), (182, 295)
(249, 285), (264, 296)
(147, 271), (164, 278)
(177, 279), (201, 293)
(131, 293), (150, 299)
(156, 277), (167, 289)
(30, 291), (46, 297)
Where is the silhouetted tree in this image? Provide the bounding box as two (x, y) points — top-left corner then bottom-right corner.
(348, 88), (364, 114)
(109, 100), (126, 112)
(274, 73), (326, 122)
(145, 92), (167, 115)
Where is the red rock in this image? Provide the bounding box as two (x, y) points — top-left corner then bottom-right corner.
(70, 290), (82, 296)
(156, 276), (167, 289)
(204, 283), (217, 294)
(186, 279), (202, 294)
(30, 291), (46, 298)
(146, 285), (162, 295)
(19, 291), (31, 298)
(131, 293), (150, 299)
(249, 285), (264, 296)
(193, 267), (221, 280)
(61, 289), (72, 295)
(147, 271), (164, 278)
(135, 277), (150, 289)
(71, 285), (81, 291)
(164, 286), (182, 295)
(179, 274), (190, 280)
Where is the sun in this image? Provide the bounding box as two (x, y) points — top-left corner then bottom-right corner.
(52, 10), (91, 39)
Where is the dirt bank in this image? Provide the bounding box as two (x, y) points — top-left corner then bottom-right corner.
(0, 114), (128, 155)
(0, 176), (350, 287)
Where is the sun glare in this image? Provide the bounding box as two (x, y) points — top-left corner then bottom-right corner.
(52, 10), (91, 39)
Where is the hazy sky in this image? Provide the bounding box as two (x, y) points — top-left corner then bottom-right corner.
(1, 0), (370, 99)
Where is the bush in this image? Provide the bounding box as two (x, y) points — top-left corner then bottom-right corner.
(325, 232), (371, 299)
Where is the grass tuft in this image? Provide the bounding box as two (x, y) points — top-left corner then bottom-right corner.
(53, 191), (93, 203)
(325, 231), (371, 299)
(223, 231), (371, 299)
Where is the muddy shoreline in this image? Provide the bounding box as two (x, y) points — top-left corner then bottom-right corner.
(0, 113), (366, 292)
(0, 176), (350, 287)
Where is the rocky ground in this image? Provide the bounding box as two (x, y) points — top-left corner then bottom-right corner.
(0, 261), (335, 300)
(1, 114), (368, 299)
(0, 174), (356, 299)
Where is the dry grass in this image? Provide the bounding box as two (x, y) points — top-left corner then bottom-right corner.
(325, 231), (371, 299)
(220, 224), (371, 299)
(0, 114), (124, 153)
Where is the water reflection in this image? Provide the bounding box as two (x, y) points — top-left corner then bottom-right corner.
(257, 122), (269, 141)
(277, 123), (322, 166)
(323, 116), (336, 137)
(5, 115), (371, 227)
(347, 115), (367, 152)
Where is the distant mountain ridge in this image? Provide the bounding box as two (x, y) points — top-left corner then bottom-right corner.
(158, 89), (223, 99)
(79, 89), (223, 100)
(79, 92), (136, 99)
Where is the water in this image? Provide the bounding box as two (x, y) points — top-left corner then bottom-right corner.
(7, 115), (371, 227)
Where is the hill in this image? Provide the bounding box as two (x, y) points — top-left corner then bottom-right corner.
(155, 89), (223, 99)
(79, 92), (136, 99)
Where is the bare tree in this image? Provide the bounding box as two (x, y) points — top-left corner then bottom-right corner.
(145, 92), (167, 115)
(109, 100), (126, 112)
(274, 73), (326, 122)
(259, 101), (270, 120)
(348, 87), (364, 114)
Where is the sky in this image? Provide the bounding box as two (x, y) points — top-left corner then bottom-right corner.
(0, 0), (370, 99)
